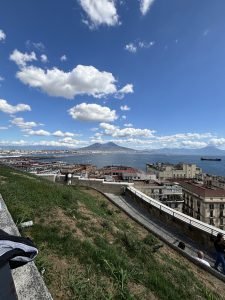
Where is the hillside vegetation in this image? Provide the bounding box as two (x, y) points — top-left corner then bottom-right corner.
(0, 165), (224, 300)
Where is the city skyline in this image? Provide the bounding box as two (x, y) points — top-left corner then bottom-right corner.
(1, 0), (225, 149)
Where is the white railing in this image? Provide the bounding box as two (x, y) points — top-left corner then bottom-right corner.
(127, 186), (225, 237)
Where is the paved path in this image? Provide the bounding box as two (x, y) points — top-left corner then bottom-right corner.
(105, 193), (215, 266)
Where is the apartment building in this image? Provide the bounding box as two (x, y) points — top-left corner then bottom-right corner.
(134, 181), (183, 211)
(146, 162), (202, 180)
(181, 181), (225, 229)
(204, 174), (225, 190)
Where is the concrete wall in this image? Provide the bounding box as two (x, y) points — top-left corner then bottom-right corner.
(70, 176), (133, 194)
(125, 188), (225, 252)
(0, 195), (52, 300)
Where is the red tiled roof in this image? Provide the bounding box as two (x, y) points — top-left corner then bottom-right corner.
(180, 181), (225, 198)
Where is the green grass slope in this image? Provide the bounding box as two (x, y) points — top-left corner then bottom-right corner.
(0, 165), (223, 300)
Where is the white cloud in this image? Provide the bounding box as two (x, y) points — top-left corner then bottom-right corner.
(181, 141), (207, 148)
(120, 105), (130, 111)
(116, 84), (134, 99)
(69, 103), (117, 122)
(79, 0), (119, 28)
(26, 129), (51, 136)
(26, 41), (45, 51)
(0, 29), (6, 41)
(0, 126), (8, 130)
(40, 54), (48, 63)
(9, 49), (37, 67)
(138, 41), (155, 48)
(15, 63), (132, 99)
(156, 132), (214, 143)
(209, 138), (225, 146)
(11, 117), (39, 129)
(0, 99), (31, 114)
(124, 43), (137, 53)
(140, 0), (155, 15)
(90, 127), (99, 132)
(53, 130), (74, 137)
(121, 115), (126, 119)
(125, 41), (155, 54)
(60, 55), (67, 62)
(100, 123), (155, 138)
(124, 123), (133, 127)
(0, 76), (4, 81)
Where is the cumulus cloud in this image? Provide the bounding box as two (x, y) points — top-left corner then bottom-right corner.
(79, 0), (119, 28)
(0, 99), (31, 114)
(124, 123), (133, 127)
(100, 123), (155, 138)
(140, 0), (155, 15)
(9, 49), (37, 67)
(209, 138), (225, 146)
(120, 105), (130, 111)
(124, 43), (137, 53)
(181, 141), (207, 148)
(13, 61), (133, 99)
(60, 55), (67, 62)
(26, 40), (45, 52)
(11, 117), (39, 129)
(53, 130), (74, 137)
(116, 84), (134, 99)
(155, 133), (214, 143)
(0, 139), (87, 148)
(125, 41), (155, 54)
(0, 29), (6, 41)
(26, 129), (51, 136)
(69, 103), (117, 122)
(40, 54), (48, 63)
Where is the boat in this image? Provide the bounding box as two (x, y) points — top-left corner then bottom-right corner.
(200, 157), (222, 161)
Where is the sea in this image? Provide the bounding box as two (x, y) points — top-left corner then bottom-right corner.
(40, 153), (225, 177)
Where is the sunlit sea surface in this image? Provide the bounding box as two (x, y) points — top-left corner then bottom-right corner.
(40, 153), (225, 177)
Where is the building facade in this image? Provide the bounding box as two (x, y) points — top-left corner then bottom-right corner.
(181, 181), (225, 229)
(146, 163), (202, 180)
(134, 182), (183, 211)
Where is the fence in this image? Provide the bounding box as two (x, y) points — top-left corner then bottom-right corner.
(127, 186), (225, 237)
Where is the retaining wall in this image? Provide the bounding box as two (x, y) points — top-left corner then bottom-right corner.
(126, 187), (225, 251)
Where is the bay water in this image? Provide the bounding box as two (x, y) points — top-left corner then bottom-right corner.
(42, 153), (225, 177)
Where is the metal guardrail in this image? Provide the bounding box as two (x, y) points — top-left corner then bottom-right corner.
(127, 186), (225, 237)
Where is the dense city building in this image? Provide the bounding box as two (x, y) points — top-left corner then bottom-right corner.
(146, 162), (202, 180)
(181, 181), (225, 229)
(135, 181), (183, 211)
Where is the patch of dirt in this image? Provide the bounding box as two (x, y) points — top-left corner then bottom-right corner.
(36, 208), (87, 241)
(128, 282), (158, 299)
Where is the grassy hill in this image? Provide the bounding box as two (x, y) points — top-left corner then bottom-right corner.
(0, 164), (224, 300)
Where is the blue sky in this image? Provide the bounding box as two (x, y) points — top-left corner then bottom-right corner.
(0, 0), (225, 149)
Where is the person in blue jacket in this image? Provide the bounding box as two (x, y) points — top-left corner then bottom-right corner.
(214, 233), (225, 274)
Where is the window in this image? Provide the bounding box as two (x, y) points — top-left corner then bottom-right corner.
(220, 204), (224, 210)
(210, 219), (214, 225)
(220, 210), (224, 217)
(209, 204), (214, 210)
(210, 210), (214, 217)
(220, 218), (223, 225)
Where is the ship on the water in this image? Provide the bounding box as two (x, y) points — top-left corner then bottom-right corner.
(200, 157), (222, 161)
